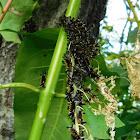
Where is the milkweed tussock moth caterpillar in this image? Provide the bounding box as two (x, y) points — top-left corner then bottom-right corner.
(40, 71), (47, 88)
(61, 15), (119, 140)
(61, 16), (100, 139)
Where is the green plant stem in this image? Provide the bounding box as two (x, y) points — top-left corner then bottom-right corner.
(65, 0), (82, 18)
(126, 0), (140, 28)
(0, 83), (40, 93)
(54, 93), (66, 98)
(29, 27), (67, 140)
(29, 0), (82, 139)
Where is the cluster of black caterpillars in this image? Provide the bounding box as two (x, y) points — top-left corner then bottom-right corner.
(61, 16), (100, 140)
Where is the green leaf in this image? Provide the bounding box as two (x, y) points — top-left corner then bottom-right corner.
(83, 106), (125, 139)
(128, 27), (140, 45)
(0, 1), (3, 12)
(0, 0), (36, 43)
(115, 111), (140, 138)
(82, 55), (121, 111)
(83, 105), (110, 139)
(115, 115), (125, 128)
(42, 99), (71, 140)
(91, 54), (120, 95)
(14, 28), (71, 140)
(109, 64), (129, 87)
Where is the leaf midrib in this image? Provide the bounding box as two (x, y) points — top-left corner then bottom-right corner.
(49, 99), (65, 140)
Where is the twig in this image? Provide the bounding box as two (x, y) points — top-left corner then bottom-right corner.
(120, 0), (132, 51)
(126, 0), (140, 28)
(0, 83), (40, 93)
(0, 0), (13, 24)
(120, 20), (129, 51)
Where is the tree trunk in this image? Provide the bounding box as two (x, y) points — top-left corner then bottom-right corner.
(0, 0), (107, 139)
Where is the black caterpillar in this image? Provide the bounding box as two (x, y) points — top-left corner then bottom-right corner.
(61, 17), (100, 140)
(40, 71), (47, 88)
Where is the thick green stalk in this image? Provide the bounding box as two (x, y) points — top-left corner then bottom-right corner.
(29, 28), (67, 140)
(29, 0), (82, 139)
(0, 83), (40, 93)
(65, 0), (82, 18)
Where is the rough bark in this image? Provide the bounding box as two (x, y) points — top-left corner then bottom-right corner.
(0, 42), (18, 140)
(0, 0), (108, 139)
